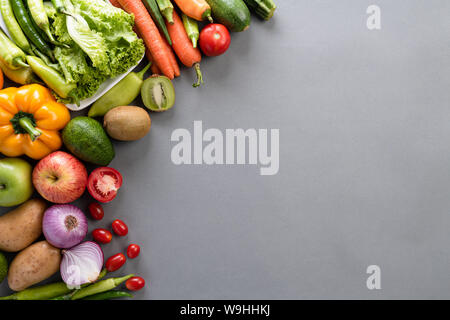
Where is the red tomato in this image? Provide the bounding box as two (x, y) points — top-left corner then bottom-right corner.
(199, 24), (231, 57)
(112, 219), (128, 236)
(87, 167), (123, 203)
(125, 276), (145, 291)
(88, 202), (104, 220)
(127, 244), (140, 259)
(105, 253), (126, 272)
(92, 228), (112, 244)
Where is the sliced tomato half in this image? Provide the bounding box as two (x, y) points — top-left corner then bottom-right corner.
(87, 167), (123, 203)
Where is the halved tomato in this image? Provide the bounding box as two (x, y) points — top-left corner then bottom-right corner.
(87, 167), (123, 203)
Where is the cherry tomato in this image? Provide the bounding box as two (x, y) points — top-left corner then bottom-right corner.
(87, 167), (123, 203)
(112, 219), (128, 236)
(127, 244), (140, 259)
(0, 69), (3, 89)
(105, 253), (126, 272)
(92, 228), (112, 244)
(88, 202), (104, 220)
(199, 24), (231, 57)
(125, 276), (145, 291)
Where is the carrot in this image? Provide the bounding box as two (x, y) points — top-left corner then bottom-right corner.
(174, 0), (213, 22)
(112, 0), (174, 76)
(146, 49), (161, 74)
(167, 10), (203, 87)
(118, 0), (176, 79)
(161, 37), (180, 77)
(109, 0), (121, 7)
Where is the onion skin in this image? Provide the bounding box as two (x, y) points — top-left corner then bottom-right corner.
(60, 241), (104, 288)
(43, 204), (88, 249)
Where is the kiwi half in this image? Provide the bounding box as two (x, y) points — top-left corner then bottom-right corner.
(141, 75), (175, 112)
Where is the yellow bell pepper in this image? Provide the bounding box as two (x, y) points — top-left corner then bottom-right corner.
(0, 84), (70, 159)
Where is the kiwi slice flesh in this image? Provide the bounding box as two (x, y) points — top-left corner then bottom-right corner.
(141, 75), (175, 112)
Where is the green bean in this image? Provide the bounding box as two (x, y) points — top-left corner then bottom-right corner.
(71, 274), (134, 300)
(0, 0), (31, 53)
(26, 55), (75, 98)
(156, 0), (173, 24)
(182, 13), (199, 48)
(0, 282), (71, 300)
(0, 28), (29, 69)
(83, 290), (132, 300)
(10, 0), (54, 61)
(27, 0), (57, 43)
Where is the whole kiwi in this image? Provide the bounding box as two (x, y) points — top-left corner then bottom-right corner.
(103, 106), (151, 141)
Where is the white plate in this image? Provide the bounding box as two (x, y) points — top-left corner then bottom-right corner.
(0, 15), (142, 111)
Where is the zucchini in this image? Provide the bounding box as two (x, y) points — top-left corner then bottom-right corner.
(243, 0), (276, 21)
(205, 0), (251, 32)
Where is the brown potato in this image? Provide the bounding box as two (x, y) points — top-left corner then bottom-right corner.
(0, 199), (47, 252)
(8, 241), (61, 291)
(103, 106), (151, 141)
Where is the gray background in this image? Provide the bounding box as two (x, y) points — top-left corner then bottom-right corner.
(1, 0), (450, 299)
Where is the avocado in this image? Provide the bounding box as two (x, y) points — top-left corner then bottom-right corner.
(62, 117), (115, 166)
(206, 0), (251, 32)
(0, 252), (7, 283)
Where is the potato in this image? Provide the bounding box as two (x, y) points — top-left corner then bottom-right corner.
(103, 106), (151, 141)
(8, 241), (61, 291)
(0, 199), (47, 252)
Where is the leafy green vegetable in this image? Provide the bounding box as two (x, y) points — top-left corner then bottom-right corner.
(47, 0), (145, 103)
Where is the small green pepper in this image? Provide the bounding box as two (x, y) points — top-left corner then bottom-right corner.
(26, 55), (76, 99)
(0, 29), (29, 69)
(0, 59), (41, 85)
(182, 13), (199, 48)
(71, 274), (134, 300)
(88, 64), (151, 117)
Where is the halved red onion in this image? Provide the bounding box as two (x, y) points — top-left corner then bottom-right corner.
(61, 241), (104, 287)
(43, 204), (88, 249)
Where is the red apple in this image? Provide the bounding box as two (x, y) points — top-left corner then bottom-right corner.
(33, 151), (88, 203)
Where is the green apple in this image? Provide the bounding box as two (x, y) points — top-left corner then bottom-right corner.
(0, 158), (33, 207)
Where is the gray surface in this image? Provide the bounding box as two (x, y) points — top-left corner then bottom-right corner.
(1, 0), (450, 299)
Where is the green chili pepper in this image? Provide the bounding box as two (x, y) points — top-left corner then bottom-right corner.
(10, 0), (54, 61)
(50, 268), (108, 300)
(182, 13), (199, 48)
(26, 55), (76, 99)
(27, 0), (59, 44)
(83, 290), (132, 300)
(156, 0), (173, 24)
(88, 63), (151, 117)
(0, 282), (71, 300)
(0, 0), (31, 53)
(0, 59), (41, 85)
(0, 29), (29, 69)
(71, 274), (134, 300)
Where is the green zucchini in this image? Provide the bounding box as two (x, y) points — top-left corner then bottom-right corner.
(243, 0), (276, 20)
(205, 0), (251, 32)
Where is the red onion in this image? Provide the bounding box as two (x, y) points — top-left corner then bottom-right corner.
(61, 241), (104, 287)
(43, 204), (88, 249)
